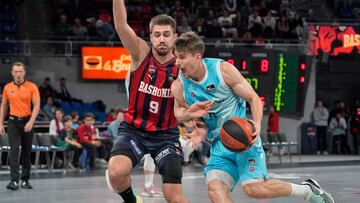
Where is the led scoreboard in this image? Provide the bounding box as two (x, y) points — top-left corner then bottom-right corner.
(204, 47), (311, 116)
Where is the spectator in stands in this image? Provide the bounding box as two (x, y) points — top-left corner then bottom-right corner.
(241, 0), (252, 19)
(95, 19), (115, 39)
(312, 99), (329, 155)
(71, 111), (80, 130)
(263, 10), (276, 38)
(204, 9), (216, 28)
(305, 9), (317, 22)
(49, 108), (64, 137)
(294, 15), (307, 41)
(107, 108), (125, 140)
(233, 11), (248, 38)
(177, 17), (192, 35)
(248, 9), (263, 37)
(204, 19), (223, 38)
(276, 15), (290, 39)
(288, 11), (299, 39)
(76, 113), (104, 169)
(199, 0), (211, 18)
(58, 77), (82, 102)
(56, 116), (82, 169)
(171, 0), (185, 16)
(241, 31), (256, 44)
(350, 98), (360, 154)
(329, 112), (347, 154)
(72, 17), (88, 37)
(42, 97), (56, 121)
(58, 77), (72, 101)
(186, 1), (199, 24)
(340, 101), (351, 123)
(39, 77), (57, 106)
(259, 1), (269, 17)
(55, 14), (72, 36)
(329, 100), (341, 124)
(192, 18), (206, 37)
(267, 105), (280, 142)
(218, 9), (238, 38)
(106, 109), (116, 123)
(154, 0), (170, 15)
(85, 17), (98, 37)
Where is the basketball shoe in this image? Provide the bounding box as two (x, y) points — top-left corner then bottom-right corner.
(302, 179), (335, 203)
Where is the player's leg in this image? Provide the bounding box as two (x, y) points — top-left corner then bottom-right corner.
(242, 178), (335, 203)
(239, 139), (335, 203)
(141, 154), (163, 197)
(206, 170), (233, 203)
(204, 141), (239, 203)
(106, 126), (145, 203)
(160, 156), (188, 203)
(151, 136), (188, 203)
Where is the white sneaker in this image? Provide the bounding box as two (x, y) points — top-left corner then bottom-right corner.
(141, 184), (163, 197)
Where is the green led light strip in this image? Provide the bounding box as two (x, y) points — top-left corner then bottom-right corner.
(274, 54), (285, 111)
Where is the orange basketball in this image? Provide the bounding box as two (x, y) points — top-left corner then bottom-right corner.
(220, 117), (255, 152)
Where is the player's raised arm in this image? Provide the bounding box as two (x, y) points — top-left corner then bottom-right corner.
(113, 0), (149, 62)
(220, 61), (263, 137)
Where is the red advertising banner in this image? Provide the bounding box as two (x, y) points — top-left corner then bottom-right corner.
(81, 47), (131, 80)
(309, 25), (360, 56)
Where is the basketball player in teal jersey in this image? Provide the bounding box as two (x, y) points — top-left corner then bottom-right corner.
(171, 32), (335, 203)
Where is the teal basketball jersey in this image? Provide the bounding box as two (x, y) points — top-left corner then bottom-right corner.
(179, 58), (247, 140)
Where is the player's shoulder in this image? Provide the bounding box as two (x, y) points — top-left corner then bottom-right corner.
(202, 57), (225, 63)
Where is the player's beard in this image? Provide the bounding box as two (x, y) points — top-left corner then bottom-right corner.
(154, 47), (170, 56)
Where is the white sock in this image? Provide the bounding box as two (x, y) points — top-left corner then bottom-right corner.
(143, 154), (155, 188)
(290, 183), (311, 198)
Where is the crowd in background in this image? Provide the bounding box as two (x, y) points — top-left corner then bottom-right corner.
(311, 98), (360, 155)
(48, 0), (313, 42)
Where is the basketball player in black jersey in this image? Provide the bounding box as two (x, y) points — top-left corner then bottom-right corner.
(107, 1), (188, 203)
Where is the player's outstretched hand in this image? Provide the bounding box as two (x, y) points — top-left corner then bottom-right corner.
(184, 121), (207, 149)
(187, 101), (212, 119)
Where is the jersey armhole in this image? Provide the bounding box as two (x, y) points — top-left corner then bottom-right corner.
(129, 50), (151, 75)
(217, 61), (230, 89)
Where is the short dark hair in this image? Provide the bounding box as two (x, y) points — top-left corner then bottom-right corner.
(149, 14), (176, 33)
(63, 116), (72, 123)
(71, 111), (79, 118)
(174, 31), (205, 55)
(84, 112), (94, 119)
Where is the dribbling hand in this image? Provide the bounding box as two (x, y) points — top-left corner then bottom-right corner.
(247, 120), (261, 144)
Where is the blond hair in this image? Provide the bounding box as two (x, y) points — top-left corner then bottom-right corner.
(12, 62), (25, 70)
(174, 31), (205, 55)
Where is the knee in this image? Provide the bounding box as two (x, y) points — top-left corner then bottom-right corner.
(208, 183), (227, 202)
(107, 156), (131, 182)
(243, 183), (268, 199)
